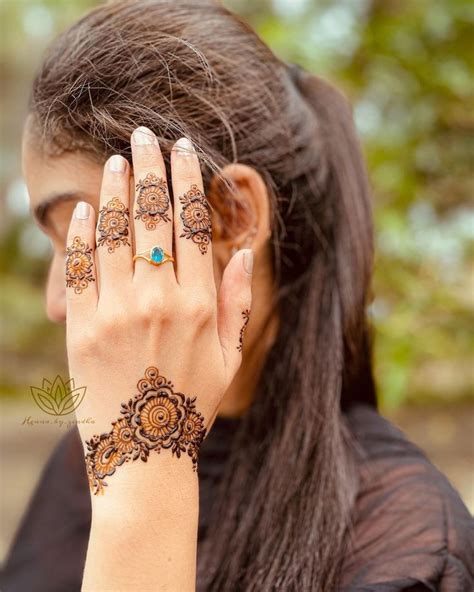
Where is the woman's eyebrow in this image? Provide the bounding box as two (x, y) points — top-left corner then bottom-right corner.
(33, 191), (87, 226)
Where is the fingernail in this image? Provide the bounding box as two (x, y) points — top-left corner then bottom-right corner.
(108, 154), (126, 173)
(243, 249), (253, 275)
(133, 126), (156, 145)
(75, 201), (90, 220)
(175, 137), (195, 157)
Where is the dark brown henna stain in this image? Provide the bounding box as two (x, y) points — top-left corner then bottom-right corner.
(85, 367), (207, 495)
(237, 308), (250, 352)
(65, 236), (95, 294)
(135, 173), (170, 230)
(97, 197), (130, 253)
(179, 184), (212, 254)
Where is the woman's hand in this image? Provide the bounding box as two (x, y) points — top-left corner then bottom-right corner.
(65, 127), (253, 498)
(67, 127), (252, 590)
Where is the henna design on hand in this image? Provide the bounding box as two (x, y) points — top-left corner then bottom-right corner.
(237, 309), (250, 351)
(85, 367), (207, 495)
(65, 236), (95, 294)
(135, 173), (170, 230)
(179, 184), (212, 254)
(97, 197), (130, 253)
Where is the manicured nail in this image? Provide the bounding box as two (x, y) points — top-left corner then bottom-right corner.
(75, 201), (90, 220)
(133, 126), (156, 145)
(243, 249), (253, 275)
(108, 154), (126, 173)
(175, 137), (195, 157)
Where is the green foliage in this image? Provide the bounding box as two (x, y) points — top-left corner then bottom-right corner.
(1, 0), (472, 408)
(228, 0), (474, 410)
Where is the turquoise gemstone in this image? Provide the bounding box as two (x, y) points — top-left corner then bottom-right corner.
(150, 246), (164, 264)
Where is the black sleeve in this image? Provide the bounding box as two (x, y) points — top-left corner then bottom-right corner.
(1, 427), (91, 592)
(341, 405), (474, 592)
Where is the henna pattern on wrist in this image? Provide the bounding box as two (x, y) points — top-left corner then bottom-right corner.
(85, 367), (207, 495)
(135, 173), (170, 230)
(237, 308), (250, 351)
(179, 184), (212, 254)
(97, 197), (130, 253)
(65, 236), (95, 294)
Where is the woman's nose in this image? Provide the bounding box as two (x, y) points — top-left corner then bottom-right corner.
(45, 255), (66, 324)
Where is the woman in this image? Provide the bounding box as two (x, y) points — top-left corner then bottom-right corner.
(2, 1), (473, 590)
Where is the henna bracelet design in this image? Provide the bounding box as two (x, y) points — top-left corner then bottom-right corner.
(84, 367), (207, 495)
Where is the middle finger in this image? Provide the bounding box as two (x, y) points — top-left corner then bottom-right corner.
(131, 126), (175, 282)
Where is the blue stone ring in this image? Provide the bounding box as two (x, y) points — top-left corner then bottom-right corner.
(133, 245), (174, 267)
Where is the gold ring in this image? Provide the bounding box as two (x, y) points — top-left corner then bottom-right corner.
(133, 245), (174, 267)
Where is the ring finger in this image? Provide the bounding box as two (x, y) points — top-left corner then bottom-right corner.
(95, 154), (133, 303)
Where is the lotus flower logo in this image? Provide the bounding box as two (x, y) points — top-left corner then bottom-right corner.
(30, 376), (86, 416)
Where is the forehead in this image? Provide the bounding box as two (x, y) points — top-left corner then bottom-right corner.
(21, 121), (104, 208)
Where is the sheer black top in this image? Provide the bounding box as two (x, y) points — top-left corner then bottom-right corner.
(2, 404), (473, 591)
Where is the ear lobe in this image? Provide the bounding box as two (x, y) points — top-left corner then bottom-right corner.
(208, 163), (271, 252)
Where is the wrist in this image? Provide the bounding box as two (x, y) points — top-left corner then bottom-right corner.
(84, 453), (199, 592)
(89, 451), (199, 517)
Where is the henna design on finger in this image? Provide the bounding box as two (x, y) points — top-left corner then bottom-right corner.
(65, 236), (95, 294)
(135, 173), (170, 230)
(97, 197), (130, 253)
(85, 366), (207, 495)
(237, 308), (251, 352)
(179, 184), (212, 254)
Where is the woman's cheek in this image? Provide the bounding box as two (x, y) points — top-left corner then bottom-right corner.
(45, 253), (67, 324)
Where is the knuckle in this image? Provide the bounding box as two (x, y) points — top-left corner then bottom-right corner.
(102, 169), (127, 194)
(68, 218), (91, 236)
(135, 161), (167, 179)
(184, 292), (214, 325)
(134, 303), (152, 327)
(238, 297), (252, 315)
(178, 168), (198, 184)
(137, 294), (172, 326)
(97, 312), (121, 337)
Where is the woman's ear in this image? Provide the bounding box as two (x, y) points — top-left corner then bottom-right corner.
(208, 163), (271, 265)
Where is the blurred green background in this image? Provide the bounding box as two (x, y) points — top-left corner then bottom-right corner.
(0, 0), (473, 557)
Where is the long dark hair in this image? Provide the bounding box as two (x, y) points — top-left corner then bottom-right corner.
(28, 1), (377, 589)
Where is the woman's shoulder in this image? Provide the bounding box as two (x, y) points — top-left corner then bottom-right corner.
(341, 404), (474, 591)
(1, 427), (90, 592)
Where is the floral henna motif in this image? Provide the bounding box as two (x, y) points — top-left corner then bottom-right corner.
(237, 309), (251, 352)
(85, 367), (207, 495)
(65, 236), (95, 294)
(135, 173), (170, 230)
(179, 184), (212, 254)
(97, 197), (130, 253)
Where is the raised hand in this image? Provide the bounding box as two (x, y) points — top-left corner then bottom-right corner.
(65, 127), (253, 497)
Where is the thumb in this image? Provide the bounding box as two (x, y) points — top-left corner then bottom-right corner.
(217, 248), (253, 378)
